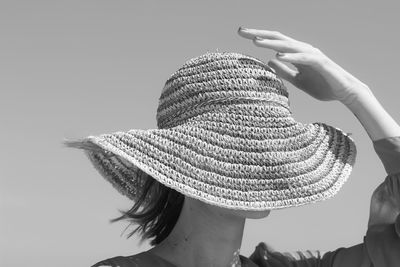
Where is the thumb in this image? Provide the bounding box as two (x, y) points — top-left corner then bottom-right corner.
(267, 59), (297, 84)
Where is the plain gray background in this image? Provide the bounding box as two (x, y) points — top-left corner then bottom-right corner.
(1, 1), (399, 266)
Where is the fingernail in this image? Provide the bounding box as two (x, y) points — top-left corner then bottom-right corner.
(254, 36), (263, 41)
(266, 64), (276, 73)
(239, 26), (249, 32)
(276, 52), (285, 57)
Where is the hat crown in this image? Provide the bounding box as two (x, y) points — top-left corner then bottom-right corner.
(156, 52), (290, 129)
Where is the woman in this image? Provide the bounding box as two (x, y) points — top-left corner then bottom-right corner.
(66, 27), (400, 266)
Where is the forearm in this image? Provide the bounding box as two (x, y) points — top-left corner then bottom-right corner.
(343, 87), (400, 141)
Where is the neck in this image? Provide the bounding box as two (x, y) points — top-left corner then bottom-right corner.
(149, 197), (246, 267)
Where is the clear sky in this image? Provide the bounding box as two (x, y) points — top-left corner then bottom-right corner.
(1, 0), (399, 266)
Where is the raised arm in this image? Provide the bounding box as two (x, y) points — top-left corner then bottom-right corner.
(238, 27), (400, 266)
(343, 85), (400, 141)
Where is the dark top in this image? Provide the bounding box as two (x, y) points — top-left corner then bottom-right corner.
(91, 136), (400, 267)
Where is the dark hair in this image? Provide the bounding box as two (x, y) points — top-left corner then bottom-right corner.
(110, 173), (185, 246)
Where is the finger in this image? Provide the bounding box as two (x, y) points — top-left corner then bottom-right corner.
(238, 27), (294, 41)
(253, 38), (299, 53)
(267, 59), (297, 84)
(276, 52), (321, 66)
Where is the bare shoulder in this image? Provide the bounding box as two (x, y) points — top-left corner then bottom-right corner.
(91, 255), (139, 267)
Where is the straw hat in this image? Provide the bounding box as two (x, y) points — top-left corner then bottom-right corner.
(65, 51), (357, 210)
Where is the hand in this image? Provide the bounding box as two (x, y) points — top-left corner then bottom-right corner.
(237, 27), (371, 107)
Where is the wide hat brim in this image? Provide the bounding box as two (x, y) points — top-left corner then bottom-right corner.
(66, 104), (357, 211)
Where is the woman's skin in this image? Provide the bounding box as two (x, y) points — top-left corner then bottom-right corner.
(148, 197), (270, 267)
(147, 27), (400, 267)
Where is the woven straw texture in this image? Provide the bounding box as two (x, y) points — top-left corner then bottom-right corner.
(65, 51), (357, 210)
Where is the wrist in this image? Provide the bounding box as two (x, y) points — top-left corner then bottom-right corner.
(341, 85), (375, 112)
(341, 85), (400, 141)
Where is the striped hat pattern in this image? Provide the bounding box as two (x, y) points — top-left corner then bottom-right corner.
(65, 51), (357, 210)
